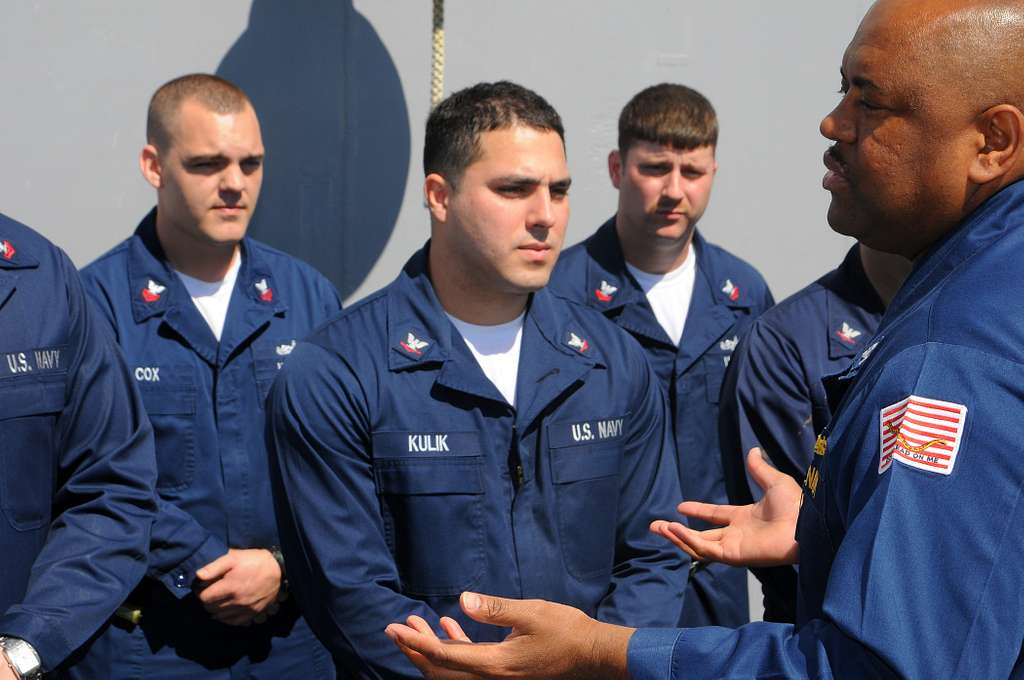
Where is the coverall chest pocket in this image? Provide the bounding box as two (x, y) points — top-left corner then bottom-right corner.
(374, 450), (485, 597)
(0, 378), (65, 531)
(548, 417), (626, 581)
(138, 366), (197, 492)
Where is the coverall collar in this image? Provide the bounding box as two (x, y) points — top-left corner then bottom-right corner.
(826, 245), (885, 361)
(583, 216), (752, 374)
(387, 242), (601, 428)
(0, 221), (39, 311)
(126, 208), (287, 365)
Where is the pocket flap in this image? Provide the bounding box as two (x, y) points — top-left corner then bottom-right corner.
(552, 447), (622, 483)
(0, 378), (65, 420)
(140, 388), (196, 415)
(376, 457), (484, 495)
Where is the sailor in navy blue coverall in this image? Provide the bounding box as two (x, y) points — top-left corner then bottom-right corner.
(718, 244), (908, 622)
(549, 84), (773, 628)
(384, 3), (1024, 678)
(268, 82), (685, 678)
(0, 212), (156, 677)
(71, 75), (339, 678)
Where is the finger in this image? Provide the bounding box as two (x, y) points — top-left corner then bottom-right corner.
(407, 615), (438, 637)
(197, 580), (235, 606)
(677, 500), (738, 527)
(651, 523), (701, 561)
(440, 616), (473, 642)
(196, 552), (234, 582)
(460, 591), (537, 630)
(747, 448), (785, 491)
(386, 624), (493, 676)
(654, 521), (725, 562)
(670, 524), (728, 563)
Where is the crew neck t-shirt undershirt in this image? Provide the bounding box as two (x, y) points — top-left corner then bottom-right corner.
(625, 245), (697, 347)
(447, 312), (525, 406)
(174, 250), (241, 342)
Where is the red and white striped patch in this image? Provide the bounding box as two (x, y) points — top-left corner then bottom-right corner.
(878, 395), (967, 475)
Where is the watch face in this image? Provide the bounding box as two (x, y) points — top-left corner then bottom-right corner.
(1, 637), (42, 678)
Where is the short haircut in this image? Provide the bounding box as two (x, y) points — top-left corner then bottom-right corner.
(147, 73), (251, 150)
(618, 83), (718, 155)
(423, 80), (565, 183)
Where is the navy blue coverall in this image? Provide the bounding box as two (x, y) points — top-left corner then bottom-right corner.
(718, 244), (884, 622)
(627, 178), (1024, 679)
(548, 218), (774, 628)
(72, 210), (340, 679)
(0, 212), (156, 674)
(268, 244), (687, 678)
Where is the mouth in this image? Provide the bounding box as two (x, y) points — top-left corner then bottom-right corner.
(519, 243), (553, 261)
(822, 148), (850, 191)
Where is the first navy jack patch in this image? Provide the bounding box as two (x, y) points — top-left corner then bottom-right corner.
(879, 395), (967, 475)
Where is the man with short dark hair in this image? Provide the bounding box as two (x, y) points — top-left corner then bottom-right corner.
(268, 80), (686, 677)
(70, 73), (339, 678)
(386, 0), (1024, 677)
(0, 212), (156, 680)
(548, 83), (773, 627)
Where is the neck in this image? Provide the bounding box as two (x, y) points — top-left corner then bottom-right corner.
(614, 216), (694, 274)
(428, 244), (529, 325)
(155, 213), (239, 283)
(858, 243), (912, 308)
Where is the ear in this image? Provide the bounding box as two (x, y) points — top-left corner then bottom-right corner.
(968, 105), (1024, 184)
(140, 144), (163, 190)
(608, 149), (623, 189)
(424, 173), (452, 222)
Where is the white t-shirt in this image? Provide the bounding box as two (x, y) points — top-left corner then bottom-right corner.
(174, 250), (241, 342)
(625, 247), (698, 347)
(447, 312), (525, 406)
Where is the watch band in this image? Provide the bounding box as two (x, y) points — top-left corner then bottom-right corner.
(268, 546), (290, 601)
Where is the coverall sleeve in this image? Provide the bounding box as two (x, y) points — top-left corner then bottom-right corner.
(267, 341), (440, 679)
(596, 356), (688, 627)
(719, 319), (813, 503)
(629, 343), (1024, 679)
(0, 254), (157, 670)
(79, 270), (228, 596)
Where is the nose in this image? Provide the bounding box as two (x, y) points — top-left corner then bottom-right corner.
(663, 170), (685, 202)
(820, 99), (855, 143)
(220, 163), (245, 194)
(528, 189), (556, 230)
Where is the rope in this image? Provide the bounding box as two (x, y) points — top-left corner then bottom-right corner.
(431, 0), (445, 108)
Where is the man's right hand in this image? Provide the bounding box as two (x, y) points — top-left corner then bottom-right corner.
(385, 592), (633, 680)
(650, 448), (802, 567)
(0, 661), (16, 680)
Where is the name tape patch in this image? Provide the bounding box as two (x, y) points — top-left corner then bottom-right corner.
(3, 345), (66, 378)
(549, 416), (627, 448)
(373, 431), (482, 459)
(879, 395), (967, 476)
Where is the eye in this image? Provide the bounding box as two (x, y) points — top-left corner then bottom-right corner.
(241, 158), (263, 172)
(550, 186), (570, 200)
(497, 185), (529, 197)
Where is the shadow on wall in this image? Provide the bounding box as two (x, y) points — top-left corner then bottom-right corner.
(218, 0), (410, 299)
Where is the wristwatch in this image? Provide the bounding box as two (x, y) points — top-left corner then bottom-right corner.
(0, 637), (42, 679)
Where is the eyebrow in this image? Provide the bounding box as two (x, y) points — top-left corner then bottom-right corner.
(184, 153), (264, 163)
(493, 175), (572, 189)
(840, 68), (884, 94)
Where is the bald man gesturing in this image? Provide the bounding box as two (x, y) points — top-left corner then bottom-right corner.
(385, 1), (1024, 677)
